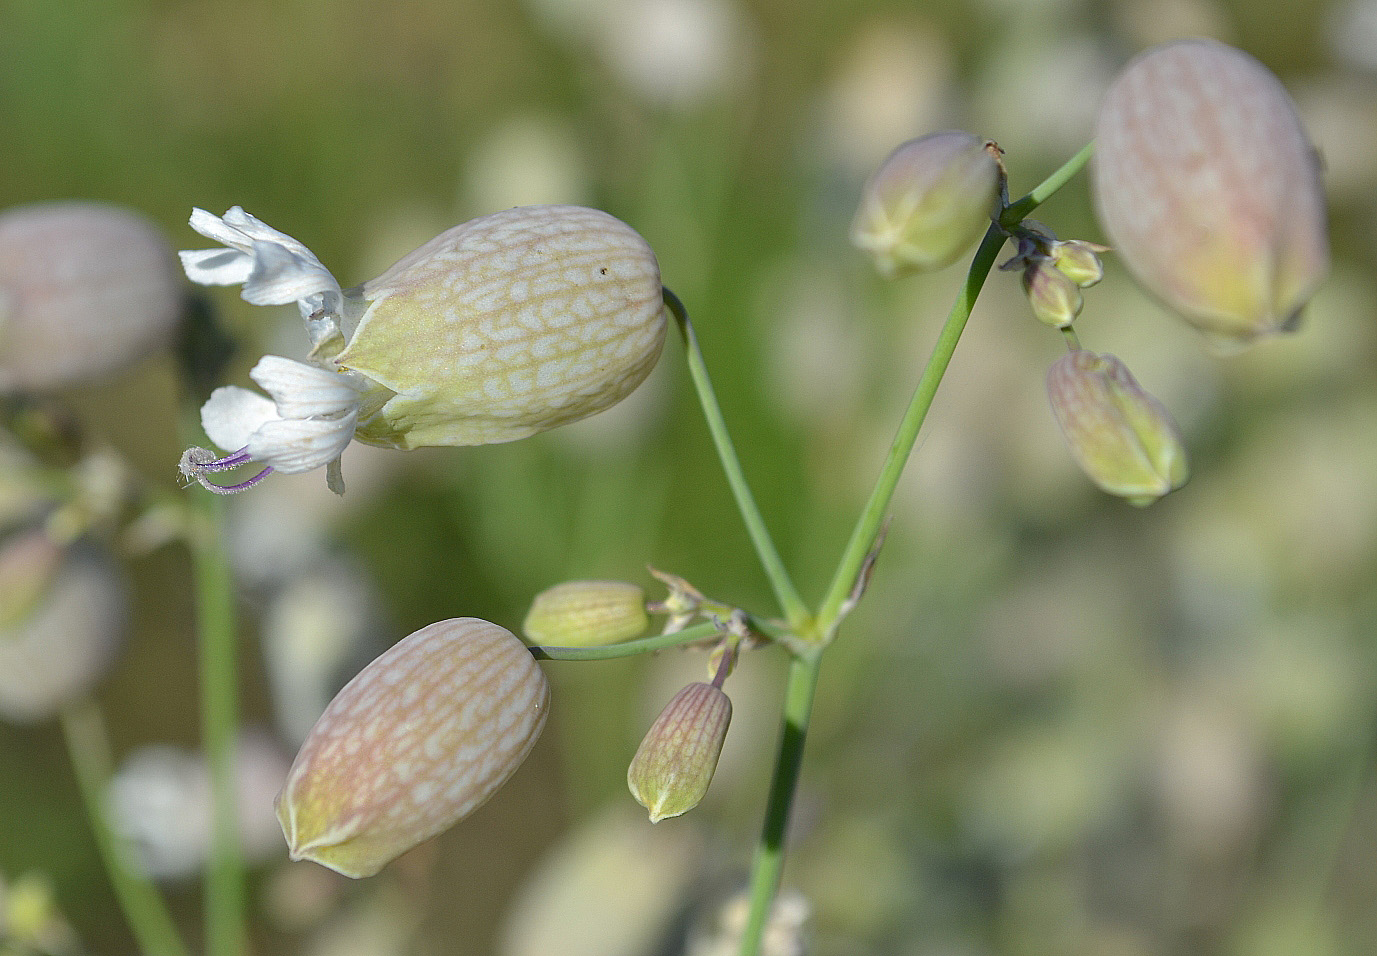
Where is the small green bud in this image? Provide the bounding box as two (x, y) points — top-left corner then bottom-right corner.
(1046, 350), (1189, 505)
(276, 618), (548, 878)
(1050, 240), (1108, 288)
(1023, 260), (1084, 329)
(851, 132), (1002, 278)
(1093, 39), (1328, 346)
(523, 580), (649, 647)
(627, 682), (731, 823)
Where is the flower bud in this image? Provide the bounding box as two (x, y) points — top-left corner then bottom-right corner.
(850, 132), (1002, 278)
(1050, 240), (1107, 288)
(1023, 260), (1084, 329)
(341, 205), (666, 449)
(0, 545), (126, 723)
(1046, 350), (1189, 505)
(628, 682), (731, 823)
(1092, 40), (1328, 346)
(277, 618), (549, 878)
(523, 580), (649, 647)
(0, 202), (183, 392)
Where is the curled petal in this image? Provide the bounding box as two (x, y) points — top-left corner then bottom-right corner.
(242, 240), (341, 308)
(184, 207), (343, 312)
(202, 387), (279, 453)
(250, 357), (365, 420)
(246, 410), (359, 474)
(178, 248), (255, 287)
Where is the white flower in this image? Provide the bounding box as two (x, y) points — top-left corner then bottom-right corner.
(178, 204), (666, 494)
(181, 355), (367, 495)
(177, 208), (369, 495)
(179, 206), (346, 352)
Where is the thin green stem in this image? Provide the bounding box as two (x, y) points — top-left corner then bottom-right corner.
(530, 621), (719, 661)
(1000, 141), (1095, 227)
(188, 489), (245, 956)
(816, 226), (1005, 634)
(737, 651), (822, 956)
(816, 141), (1096, 637)
(532, 610), (790, 661)
(664, 288), (811, 632)
(60, 699), (190, 956)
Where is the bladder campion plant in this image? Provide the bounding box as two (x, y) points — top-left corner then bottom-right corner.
(10, 35), (1322, 956)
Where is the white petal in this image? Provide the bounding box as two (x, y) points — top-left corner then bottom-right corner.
(246, 409), (358, 473)
(241, 241), (341, 307)
(179, 248), (254, 287)
(189, 207), (254, 252)
(202, 386), (280, 452)
(249, 356), (364, 419)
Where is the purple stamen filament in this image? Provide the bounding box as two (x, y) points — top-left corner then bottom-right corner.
(181, 447), (274, 494)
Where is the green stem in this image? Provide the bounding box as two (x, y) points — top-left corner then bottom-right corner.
(59, 699), (190, 956)
(188, 490), (245, 956)
(1000, 141), (1095, 227)
(531, 610), (791, 661)
(815, 226), (1004, 634)
(816, 141), (1096, 637)
(737, 651), (822, 955)
(664, 289), (811, 633)
(530, 621), (719, 661)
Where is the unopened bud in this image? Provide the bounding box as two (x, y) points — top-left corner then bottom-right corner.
(523, 580), (649, 647)
(1046, 350), (1189, 505)
(277, 618), (549, 877)
(0, 202), (183, 392)
(1023, 261), (1084, 329)
(628, 682), (731, 823)
(851, 132), (1002, 278)
(1050, 240), (1108, 288)
(1092, 39), (1328, 346)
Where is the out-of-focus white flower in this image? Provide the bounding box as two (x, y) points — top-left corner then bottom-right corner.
(0, 544), (125, 723)
(463, 114), (591, 213)
(179, 205), (665, 495)
(263, 561), (383, 745)
(599, 0), (752, 108)
(1327, 0), (1377, 72)
(686, 888), (810, 956)
(498, 807), (704, 956)
(817, 21), (954, 179)
(106, 730), (291, 880)
(0, 202), (184, 392)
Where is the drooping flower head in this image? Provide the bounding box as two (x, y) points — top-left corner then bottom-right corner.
(179, 205), (666, 494)
(851, 131), (1003, 278)
(276, 617), (549, 878)
(1092, 39), (1328, 346)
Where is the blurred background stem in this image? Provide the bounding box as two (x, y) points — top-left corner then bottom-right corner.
(59, 698), (189, 956)
(189, 489), (245, 956)
(180, 406), (246, 956)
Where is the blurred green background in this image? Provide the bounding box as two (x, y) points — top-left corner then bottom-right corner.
(3, 0), (1377, 953)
